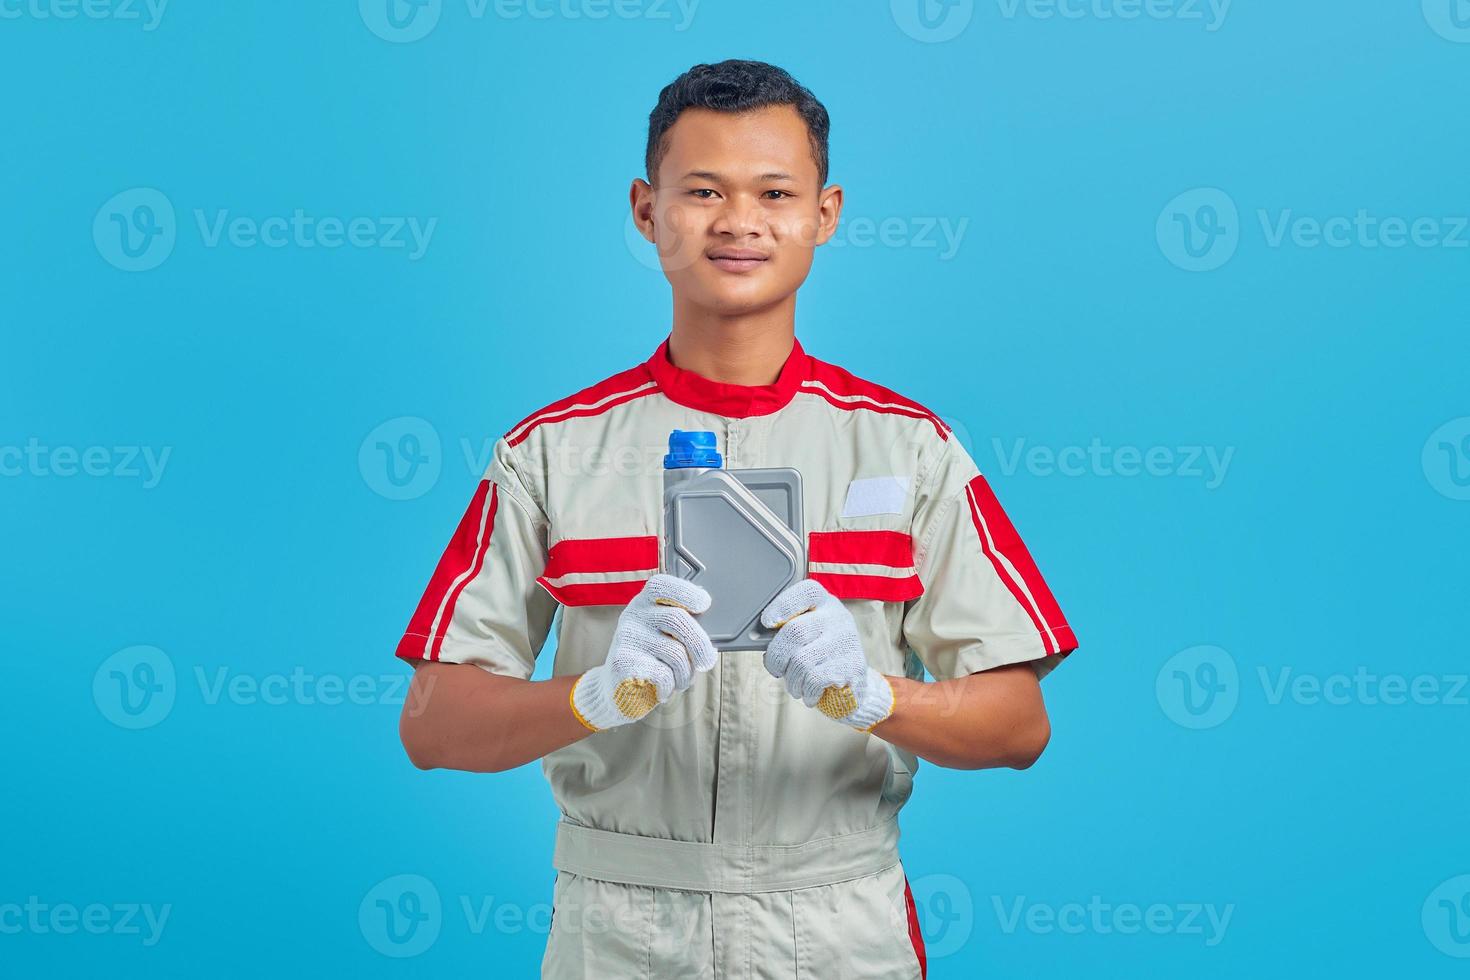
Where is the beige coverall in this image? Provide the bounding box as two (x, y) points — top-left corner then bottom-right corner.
(396, 335), (1079, 978)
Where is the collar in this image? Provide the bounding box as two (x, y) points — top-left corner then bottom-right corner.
(643, 333), (811, 418)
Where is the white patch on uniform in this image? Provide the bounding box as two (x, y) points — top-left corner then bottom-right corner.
(840, 475), (911, 518)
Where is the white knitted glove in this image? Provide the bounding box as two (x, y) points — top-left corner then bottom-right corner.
(570, 574), (718, 732)
(759, 578), (895, 732)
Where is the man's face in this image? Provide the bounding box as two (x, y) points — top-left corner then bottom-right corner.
(630, 105), (842, 316)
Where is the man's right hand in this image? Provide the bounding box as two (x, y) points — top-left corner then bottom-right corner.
(569, 574), (718, 732)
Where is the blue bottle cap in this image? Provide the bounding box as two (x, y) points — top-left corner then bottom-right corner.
(664, 429), (723, 469)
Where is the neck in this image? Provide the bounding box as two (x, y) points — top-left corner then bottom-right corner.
(668, 294), (798, 385)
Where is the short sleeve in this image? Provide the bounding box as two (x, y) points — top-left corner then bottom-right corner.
(393, 436), (558, 678)
(901, 435), (1079, 682)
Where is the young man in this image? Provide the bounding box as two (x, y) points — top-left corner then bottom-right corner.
(395, 60), (1078, 978)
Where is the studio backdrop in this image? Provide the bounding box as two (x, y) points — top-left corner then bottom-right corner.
(4, 2), (1467, 977)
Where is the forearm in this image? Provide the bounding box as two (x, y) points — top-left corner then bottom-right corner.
(869, 662), (1051, 770)
(399, 662), (591, 773)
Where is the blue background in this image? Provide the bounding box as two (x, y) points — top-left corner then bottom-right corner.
(4, 0), (1468, 976)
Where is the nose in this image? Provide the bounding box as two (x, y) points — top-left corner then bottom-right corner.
(710, 195), (765, 239)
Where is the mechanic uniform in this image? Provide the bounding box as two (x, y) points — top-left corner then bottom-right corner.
(395, 334), (1080, 979)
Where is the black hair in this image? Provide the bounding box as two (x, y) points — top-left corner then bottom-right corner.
(645, 59), (830, 188)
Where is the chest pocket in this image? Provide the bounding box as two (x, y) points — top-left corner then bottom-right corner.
(806, 528), (923, 602)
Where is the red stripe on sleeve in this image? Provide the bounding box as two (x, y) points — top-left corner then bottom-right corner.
(428, 483), (500, 660)
(394, 480), (500, 662)
(965, 475), (1077, 656)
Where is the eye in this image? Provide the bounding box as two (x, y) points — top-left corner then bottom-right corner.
(689, 188), (717, 199)
(763, 190), (792, 200)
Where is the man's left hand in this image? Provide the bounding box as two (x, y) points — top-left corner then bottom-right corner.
(759, 578), (895, 732)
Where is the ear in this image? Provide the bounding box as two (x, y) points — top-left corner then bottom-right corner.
(813, 183), (844, 247)
(629, 178), (657, 244)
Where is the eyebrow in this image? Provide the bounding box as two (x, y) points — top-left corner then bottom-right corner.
(681, 170), (797, 183)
